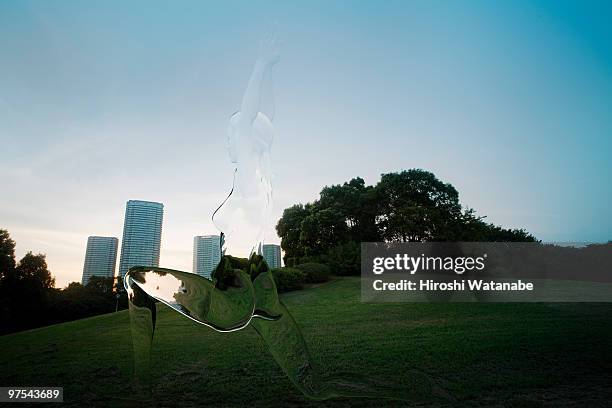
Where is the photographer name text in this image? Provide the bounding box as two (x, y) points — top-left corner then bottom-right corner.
(373, 279), (534, 292)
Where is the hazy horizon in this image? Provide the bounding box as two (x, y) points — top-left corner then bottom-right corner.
(2, 0), (611, 287)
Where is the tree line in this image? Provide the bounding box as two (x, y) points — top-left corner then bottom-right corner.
(276, 169), (536, 274)
(1, 169), (537, 333)
(0, 229), (127, 335)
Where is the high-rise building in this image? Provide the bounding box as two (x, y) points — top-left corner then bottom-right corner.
(262, 244), (281, 269)
(118, 200), (164, 279)
(81, 236), (118, 285)
(193, 235), (221, 279)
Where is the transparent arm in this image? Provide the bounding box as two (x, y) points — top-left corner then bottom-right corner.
(240, 37), (279, 122)
(240, 60), (269, 122)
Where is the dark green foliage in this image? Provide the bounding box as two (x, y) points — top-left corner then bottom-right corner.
(377, 170), (462, 242)
(0, 229), (16, 281)
(276, 204), (310, 261)
(300, 207), (349, 256)
(0, 249), (55, 333)
(0, 229), (129, 334)
(322, 241), (361, 276)
(211, 255), (268, 289)
(225, 255), (250, 271)
(271, 267), (305, 293)
(295, 262), (331, 283)
(45, 282), (118, 325)
(246, 253), (269, 281)
(212, 256), (242, 290)
(85, 276), (114, 294)
(453, 208), (538, 242)
(276, 170), (537, 274)
(283, 257), (300, 267)
(319, 177), (381, 243)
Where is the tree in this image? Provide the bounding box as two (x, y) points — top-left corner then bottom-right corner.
(45, 279), (116, 327)
(114, 275), (128, 311)
(324, 241), (361, 276)
(85, 276), (114, 295)
(318, 178), (380, 242)
(64, 281), (86, 292)
(454, 208), (537, 242)
(300, 207), (349, 256)
(276, 204), (310, 262)
(0, 229), (131, 334)
(275, 169), (537, 275)
(15, 252), (55, 289)
(115, 275), (125, 293)
(0, 252), (55, 333)
(376, 170), (463, 242)
(0, 229), (16, 280)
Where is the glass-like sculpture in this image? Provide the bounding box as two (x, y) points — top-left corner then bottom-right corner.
(125, 37), (441, 402)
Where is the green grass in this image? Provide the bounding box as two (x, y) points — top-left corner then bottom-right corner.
(1, 277), (611, 407)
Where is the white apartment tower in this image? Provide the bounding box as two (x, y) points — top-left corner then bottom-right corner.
(118, 200), (164, 278)
(262, 244), (281, 269)
(82, 236), (118, 285)
(193, 235), (221, 279)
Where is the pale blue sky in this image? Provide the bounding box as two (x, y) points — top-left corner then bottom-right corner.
(1, 0), (611, 286)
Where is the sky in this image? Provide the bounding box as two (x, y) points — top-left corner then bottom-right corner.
(1, 0), (611, 287)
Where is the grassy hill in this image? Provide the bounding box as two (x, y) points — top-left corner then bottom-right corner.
(1, 277), (611, 407)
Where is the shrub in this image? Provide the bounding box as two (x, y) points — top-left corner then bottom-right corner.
(295, 262), (331, 283)
(224, 255), (249, 271)
(325, 241), (361, 276)
(283, 257), (299, 268)
(271, 267), (305, 293)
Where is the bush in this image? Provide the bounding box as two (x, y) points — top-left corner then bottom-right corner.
(295, 262), (331, 283)
(271, 267), (305, 293)
(325, 241), (361, 276)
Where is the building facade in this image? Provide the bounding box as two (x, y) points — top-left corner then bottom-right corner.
(118, 200), (164, 278)
(262, 244), (281, 269)
(193, 235), (221, 279)
(81, 236), (118, 285)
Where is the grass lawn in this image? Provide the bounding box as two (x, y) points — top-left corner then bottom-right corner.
(1, 277), (611, 407)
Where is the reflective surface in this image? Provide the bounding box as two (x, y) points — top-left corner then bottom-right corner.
(126, 255), (441, 401)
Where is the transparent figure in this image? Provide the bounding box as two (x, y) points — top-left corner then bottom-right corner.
(213, 36), (279, 258)
(123, 37), (446, 403)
